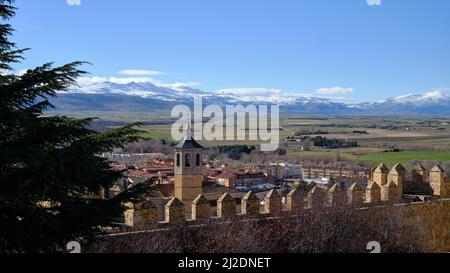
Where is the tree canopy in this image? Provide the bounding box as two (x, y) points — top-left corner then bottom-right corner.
(0, 0), (148, 252)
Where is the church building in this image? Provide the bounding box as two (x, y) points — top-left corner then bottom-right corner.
(173, 126), (204, 202)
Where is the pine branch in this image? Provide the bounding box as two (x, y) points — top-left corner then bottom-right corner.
(0, 61), (89, 110)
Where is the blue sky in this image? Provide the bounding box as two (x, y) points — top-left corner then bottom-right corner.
(9, 0), (450, 101)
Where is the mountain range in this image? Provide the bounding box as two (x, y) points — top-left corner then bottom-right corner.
(47, 81), (450, 116)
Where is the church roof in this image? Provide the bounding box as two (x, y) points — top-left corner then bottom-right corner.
(174, 137), (204, 149)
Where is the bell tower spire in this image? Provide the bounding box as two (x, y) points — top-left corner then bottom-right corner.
(185, 122), (192, 140)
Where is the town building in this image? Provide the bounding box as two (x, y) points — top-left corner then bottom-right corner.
(268, 163), (302, 179)
(302, 165), (369, 180)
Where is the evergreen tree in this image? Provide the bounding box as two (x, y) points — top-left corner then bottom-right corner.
(0, 0), (148, 252)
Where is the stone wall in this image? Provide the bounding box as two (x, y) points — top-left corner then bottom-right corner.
(360, 198), (450, 253)
(399, 199), (449, 252)
(120, 194), (450, 252)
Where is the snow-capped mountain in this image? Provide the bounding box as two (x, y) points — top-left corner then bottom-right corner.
(353, 91), (450, 114)
(362, 91), (449, 106)
(48, 82), (450, 115)
(67, 81), (210, 101)
(65, 80), (353, 106)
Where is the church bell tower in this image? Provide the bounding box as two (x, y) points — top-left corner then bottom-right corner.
(174, 124), (204, 202)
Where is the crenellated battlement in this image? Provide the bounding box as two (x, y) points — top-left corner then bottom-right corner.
(371, 163), (449, 198)
(125, 163), (450, 227)
(115, 163), (450, 252)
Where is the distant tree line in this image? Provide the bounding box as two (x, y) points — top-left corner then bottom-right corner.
(216, 145), (256, 154)
(214, 145), (256, 160)
(89, 120), (174, 131)
(312, 136), (358, 149)
(294, 129), (329, 136)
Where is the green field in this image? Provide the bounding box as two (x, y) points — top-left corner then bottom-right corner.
(358, 151), (450, 165)
(141, 130), (173, 141)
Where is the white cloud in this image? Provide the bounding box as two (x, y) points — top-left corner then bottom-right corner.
(77, 77), (108, 86)
(159, 82), (201, 91)
(118, 69), (166, 76)
(16, 69), (29, 76)
(67, 0), (81, 6)
(315, 87), (354, 95)
(0, 68), (29, 76)
(0, 70), (7, 75)
(367, 0), (381, 6)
